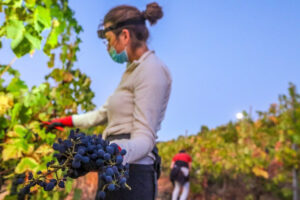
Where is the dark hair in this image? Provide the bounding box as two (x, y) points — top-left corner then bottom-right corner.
(179, 149), (186, 153)
(102, 2), (163, 51)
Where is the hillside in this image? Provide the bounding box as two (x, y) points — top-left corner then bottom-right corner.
(157, 85), (300, 200)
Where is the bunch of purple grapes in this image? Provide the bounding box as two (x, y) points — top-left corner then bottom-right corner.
(16, 129), (130, 199)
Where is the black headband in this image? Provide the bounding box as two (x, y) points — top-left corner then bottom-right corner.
(97, 18), (146, 39)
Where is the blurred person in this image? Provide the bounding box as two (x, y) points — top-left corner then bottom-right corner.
(170, 149), (192, 200)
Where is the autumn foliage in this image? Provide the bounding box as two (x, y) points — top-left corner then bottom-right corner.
(158, 84), (300, 200)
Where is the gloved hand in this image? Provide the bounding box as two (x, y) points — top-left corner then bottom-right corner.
(41, 116), (73, 132)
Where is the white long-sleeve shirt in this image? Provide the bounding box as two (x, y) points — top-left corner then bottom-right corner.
(72, 51), (172, 164)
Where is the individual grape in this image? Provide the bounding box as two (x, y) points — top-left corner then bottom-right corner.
(108, 183), (115, 191)
(80, 138), (89, 145)
(50, 179), (57, 184)
(91, 153), (97, 159)
(104, 153), (111, 161)
(117, 164), (124, 170)
(21, 185), (30, 194)
(52, 143), (60, 151)
(100, 173), (106, 180)
(97, 149), (105, 157)
(69, 130), (75, 139)
(37, 180), (45, 187)
(112, 166), (119, 174)
(97, 191), (106, 199)
(72, 160), (81, 169)
(59, 145), (67, 153)
(74, 154), (82, 161)
(116, 155), (123, 165)
(120, 149), (127, 156)
(78, 146), (86, 155)
(119, 177), (126, 185)
(45, 182), (55, 191)
(28, 172), (33, 180)
(58, 181), (65, 188)
(106, 167), (114, 176)
(87, 144), (95, 152)
(63, 140), (72, 148)
(81, 156), (90, 163)
(105, 176), (113, 183)
(96, 159), (104, 167)
(106, 146), (115, 155)
(110, 143), (120, 154)
(17, 178), (24, 185)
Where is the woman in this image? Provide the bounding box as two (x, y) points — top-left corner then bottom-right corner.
(44, 2), (172, 200)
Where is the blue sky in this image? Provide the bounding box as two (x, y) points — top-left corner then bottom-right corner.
(1, 1), (300, 141)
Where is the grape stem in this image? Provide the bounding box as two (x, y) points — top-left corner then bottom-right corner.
(125, 183), (132, 190)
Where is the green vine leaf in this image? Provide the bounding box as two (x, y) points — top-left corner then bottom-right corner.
(25, 0), (36, 8)
(7, 77), (28, 95)
(6, 19), (24, 39)
(24, 32), (42, 50)
(13, 124), (28, 138)
(10, 103), (22, 126)
(34, 5), (51, 32)
(15, 157), (39, 173)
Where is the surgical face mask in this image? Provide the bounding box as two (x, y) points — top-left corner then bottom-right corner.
(108, 46), (128, 64)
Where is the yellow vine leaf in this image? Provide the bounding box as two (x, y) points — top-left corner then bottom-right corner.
(0, 93), (14, 115)
(6, 131), (18, 137)
(254, 120), (262, 128)
(2, 140), (22, 161)
(268, 116), (278, 124)
(252, 166), (269, 179)
(34, 144), (53, 155)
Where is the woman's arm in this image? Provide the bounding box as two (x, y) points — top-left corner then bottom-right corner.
(170, 161), (175, 169)
(72, 99), (108, 128)
(188, 162), (192, 170)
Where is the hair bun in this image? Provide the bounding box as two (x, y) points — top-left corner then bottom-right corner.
(143, 2), (163, 25)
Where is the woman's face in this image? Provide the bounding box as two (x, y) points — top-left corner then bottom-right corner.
(104, 22), (130, 53)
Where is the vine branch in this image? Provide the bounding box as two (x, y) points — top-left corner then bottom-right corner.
(0, 56), (17, 79)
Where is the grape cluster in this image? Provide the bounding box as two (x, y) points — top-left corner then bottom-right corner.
(16, 129), (130, 199)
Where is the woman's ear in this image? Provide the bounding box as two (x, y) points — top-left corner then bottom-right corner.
(121, 29), (130, 45)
